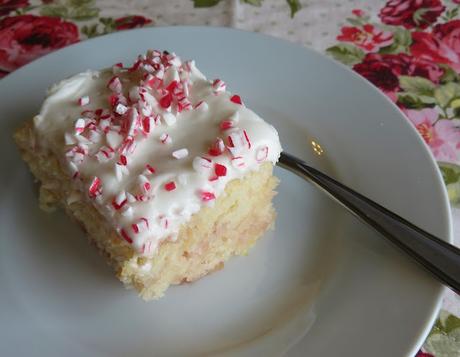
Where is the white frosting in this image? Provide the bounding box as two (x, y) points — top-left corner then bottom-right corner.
(34, 50), (282, 256)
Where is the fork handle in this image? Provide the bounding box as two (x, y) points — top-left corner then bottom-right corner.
(278, 152), (460, 294)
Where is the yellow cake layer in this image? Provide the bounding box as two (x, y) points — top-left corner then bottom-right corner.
(14, 121), (278, 300)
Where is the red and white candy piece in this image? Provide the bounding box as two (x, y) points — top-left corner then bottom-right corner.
(230, 95), (243, 105)
(78, 96), (90, 106)
(159, 133), (172, 144)
(212, 79), (226, 93)
(231, 156), (246, 169)
(112, 62), (123, 74)
(141, 116), (154, 135)
(172, 148), (189, 159)
(132, 218), (149, 234)
(214, 163), (227, 177)
(95, 146), (114, 163)
(208, 138), (225, 156)
(164, 181), (176, 191)
(256, 145), (269, 163)
(193, 100), (209, 112)
(107, 76), (122, 93)
(88, 176), (102, 198)
(219, 120), (235, 131)
(142, 240), (156, 256)
(120, 228), (133, 244)
(144, 164), (156, 175)
(67, 161), (79, 179)
(158, 215), (169, 229)
(115, 103), (128, 115)
(192, 156), (212, 174)
(138, 174), (151, 193)
(112, 191), (127, 210)
(99, 118), (111, 132)
(199, 190), (216, 202)
(74, 118), (86, 135)
(115, 161), (129, 181)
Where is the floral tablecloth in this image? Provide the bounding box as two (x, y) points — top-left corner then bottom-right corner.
(1, 0), (459, 356)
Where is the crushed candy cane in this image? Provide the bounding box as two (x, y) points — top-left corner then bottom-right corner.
(34, 49), (280, 255)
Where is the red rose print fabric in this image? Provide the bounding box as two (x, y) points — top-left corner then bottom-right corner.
(328, 1), (460, 166)
(379, 0), (445, 29)
(0, 15), (78, 73)
(0, 2), (153, 77)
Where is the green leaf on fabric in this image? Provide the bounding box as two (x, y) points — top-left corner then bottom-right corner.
(397, 92), (436, 109)
(442, 7), (459, 21)
(286, 0), (301, 18)
(435, 82), (460, 108)
(440, 165), (460, 186)
(241, 0), (263, 6)
(70, 6), (99, 20)
(193, 0), (221, 7)
(399, 76), (436, 97)
(68, 0), (95, 6)
(326, 44), (365, 66)
(379, 27), (412, 54)
(413, 8), (431, 27)
(439, 163), (460, 204)
(439, 64), (460, 84)
(40, 4), (69, 18)
(81, 23), (100, 38)
(444, 314), (460, 334)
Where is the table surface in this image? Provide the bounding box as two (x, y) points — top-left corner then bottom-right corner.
(1, 1), (459, 356)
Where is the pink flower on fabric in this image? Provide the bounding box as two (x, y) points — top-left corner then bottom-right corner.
(337, 24), (394, 52)
(405, 108), (460, 163)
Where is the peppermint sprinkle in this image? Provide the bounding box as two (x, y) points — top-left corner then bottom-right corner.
(194, 100), (209, 112)
(192, 156), (212, 174)
(230, 95), (243, 105)
(172, 148), (189, 159)
(115, 103), (128, 115)
(107, 76), (122, 93)
(74, 118), (86, 135)
(164, 181), (176, 191)
(214, 163), (227, 177)
(200, 190), (216, 202)
(78, 96), (90, 106)
(132, 218), (149, 234)
(212, 79), (226, 93)
(88, 176), (102, 198)
(112, 191), (127, 210)
(256, 146), (269, 163)
(120, 228), (133, 244)
(159, 133), (172, 144)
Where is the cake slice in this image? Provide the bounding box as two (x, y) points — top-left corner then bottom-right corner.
(14, 50), (282, 300)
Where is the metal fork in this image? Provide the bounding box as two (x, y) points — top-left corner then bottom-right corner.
(278, 152), (460, 294)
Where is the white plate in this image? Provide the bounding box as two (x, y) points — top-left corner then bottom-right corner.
(0, 27), (452, 357)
